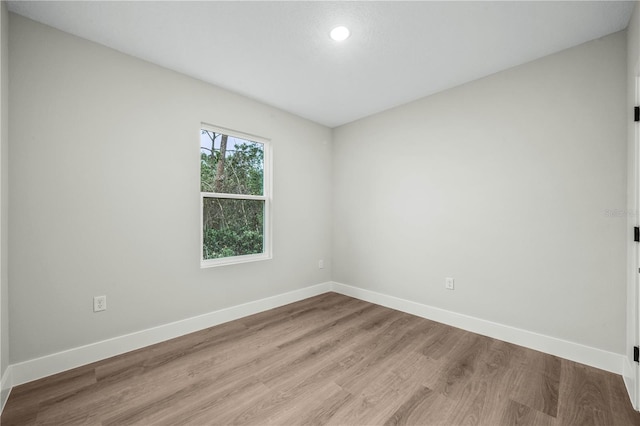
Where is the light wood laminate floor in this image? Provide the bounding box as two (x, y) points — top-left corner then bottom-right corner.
(2, 292), (639, 425)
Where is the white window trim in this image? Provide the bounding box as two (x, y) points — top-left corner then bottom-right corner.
(200, 123), (272, 268)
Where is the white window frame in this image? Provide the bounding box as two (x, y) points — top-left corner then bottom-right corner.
(200, 123), (272, 268)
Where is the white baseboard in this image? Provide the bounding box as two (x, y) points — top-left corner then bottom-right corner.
(330, 282), (625, 375)
(5, 280), (627, 405)
(10, 282), (332, 387)
(623, 358), (639, 410)
(1, 365), (11, 412)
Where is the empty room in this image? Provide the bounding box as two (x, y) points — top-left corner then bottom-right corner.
(1, 0), (640, 424)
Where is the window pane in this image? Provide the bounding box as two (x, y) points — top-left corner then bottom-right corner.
(200, 130), (264, 195)
(202, 197), (264, 260)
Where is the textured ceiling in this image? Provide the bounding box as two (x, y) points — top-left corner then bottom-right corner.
(7, 1), (635, 127)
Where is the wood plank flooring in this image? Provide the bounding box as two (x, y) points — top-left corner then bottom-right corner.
(2, 292), (639, 425)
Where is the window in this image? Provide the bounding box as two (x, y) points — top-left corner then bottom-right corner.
(200, 124), (271, 267)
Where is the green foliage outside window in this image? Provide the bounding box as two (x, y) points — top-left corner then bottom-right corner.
(201, 130), (266, 260)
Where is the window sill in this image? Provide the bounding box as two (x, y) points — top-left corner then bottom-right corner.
(200, 252), (272, 268)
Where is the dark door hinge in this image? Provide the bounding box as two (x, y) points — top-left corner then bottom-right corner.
(635, 106), (639, 122)
(634, 227), (639, 242)
(634, 346), (639, 363)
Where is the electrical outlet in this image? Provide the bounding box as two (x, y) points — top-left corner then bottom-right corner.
(318, 259), (324, 269)
(445, 277), (455, 290)
(93, 295), (107, 312)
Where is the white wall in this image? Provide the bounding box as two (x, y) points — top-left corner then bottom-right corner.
(8, 14), (332, 364)
(333, 32), (627, 354)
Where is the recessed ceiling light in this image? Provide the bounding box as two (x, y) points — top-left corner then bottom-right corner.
(330, 26), (350, 42)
